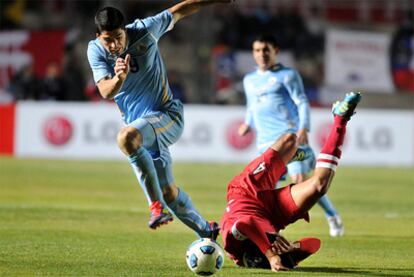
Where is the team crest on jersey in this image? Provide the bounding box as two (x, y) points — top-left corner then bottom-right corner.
(253, 162), (266, 175)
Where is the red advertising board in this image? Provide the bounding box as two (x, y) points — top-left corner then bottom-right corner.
(0, 103), (15, 155)
(0, 30), (65, 90)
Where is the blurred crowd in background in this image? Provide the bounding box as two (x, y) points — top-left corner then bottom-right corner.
(0, 0), (413, 108)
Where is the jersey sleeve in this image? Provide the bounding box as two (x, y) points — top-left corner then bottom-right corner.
(243, 77), (254, 127)
(140, 10), (174, 41)
(233, 217), (272, 255)
(284, 70), (310, 131)
(87, 42), (112, 84)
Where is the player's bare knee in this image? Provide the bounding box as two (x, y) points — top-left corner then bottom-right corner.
(311, 176), (330, 196)
(117, 127), (142, 155)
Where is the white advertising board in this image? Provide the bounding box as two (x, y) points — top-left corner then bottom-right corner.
(171, 105), (258, 162)
(15, 102), (125, 159)
(15, 102), (414, 166)
(325, 29), (395, 93)
(309, 109), (414, 166)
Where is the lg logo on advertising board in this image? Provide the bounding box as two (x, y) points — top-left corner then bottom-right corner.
(83, 121), (121, 143)
(356, 127), (392, 150)
(43, 116), (73, 146)
(226, 119), (255, 150)
(44, 116), (122, 146)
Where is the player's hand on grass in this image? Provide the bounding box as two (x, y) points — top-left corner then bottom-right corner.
(238, 123), (251, 136)
(115, 54), (130, 81)
(265, 251), (289, 272)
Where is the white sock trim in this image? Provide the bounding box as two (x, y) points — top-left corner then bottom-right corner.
(316, 161), (337, 171)
(318, 153), (339, 163)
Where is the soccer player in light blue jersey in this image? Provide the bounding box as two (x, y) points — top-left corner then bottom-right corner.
(87, 0), (233, 238)
(238, 35), (344, 237)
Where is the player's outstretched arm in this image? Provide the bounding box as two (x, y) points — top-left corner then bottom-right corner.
(169, 0), (234, 24)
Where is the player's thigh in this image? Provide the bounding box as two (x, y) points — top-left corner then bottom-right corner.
(258, 186), (309, 229)
(145, 110), (184, 149)
(290, 176), (322, 214)
(129, 109), (184, 152)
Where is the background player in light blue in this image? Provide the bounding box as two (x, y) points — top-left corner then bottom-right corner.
(238, 35), (344, 237)
(87, 0), (233, 238)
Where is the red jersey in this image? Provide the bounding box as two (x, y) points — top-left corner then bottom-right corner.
(220, 148), (309, 265)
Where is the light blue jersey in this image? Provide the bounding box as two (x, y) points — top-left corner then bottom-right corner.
(243, 63), (340, 222)
(86, 9), (215, 237)
(243, 63), (310, 151)
(87, 10), (175, 124)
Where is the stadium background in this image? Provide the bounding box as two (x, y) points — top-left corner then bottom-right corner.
(0, 0), (413, 165)
(0, 1), (414, 276)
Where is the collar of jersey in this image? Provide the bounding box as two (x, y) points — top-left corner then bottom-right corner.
(256, 63), (282, 75)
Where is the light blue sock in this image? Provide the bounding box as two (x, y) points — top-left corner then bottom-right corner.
(129, 147), (163, 206)
(167, 188), (210, 237)
(318, 195), (338, 217)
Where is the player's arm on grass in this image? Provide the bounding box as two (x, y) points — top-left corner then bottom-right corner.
(96, 54), (131, 99)
(234, 218), (293, 271)
(169, 0), (234, 24)
(265, 234), (298, 272)
(285, 70), (310, 145)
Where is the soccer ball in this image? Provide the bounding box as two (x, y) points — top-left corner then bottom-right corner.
(186, 238), (225, 276)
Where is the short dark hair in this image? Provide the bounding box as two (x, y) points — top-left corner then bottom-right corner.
(253, 34), (279, 49)
(95, 7), (124, 34)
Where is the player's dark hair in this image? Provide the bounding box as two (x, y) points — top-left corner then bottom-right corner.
(95, 7), (125, 34)
(254, 34), (279, 48)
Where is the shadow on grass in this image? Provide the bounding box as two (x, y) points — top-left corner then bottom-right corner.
(296, 266), (414, 276)
(223, 266), (414, 276)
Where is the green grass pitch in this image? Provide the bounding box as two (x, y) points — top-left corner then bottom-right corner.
(0, 157), (413, 276)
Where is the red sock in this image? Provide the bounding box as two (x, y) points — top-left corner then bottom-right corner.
(316, 116), (347, 171)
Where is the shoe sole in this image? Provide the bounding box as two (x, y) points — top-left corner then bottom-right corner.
(148, 214), (174, 229)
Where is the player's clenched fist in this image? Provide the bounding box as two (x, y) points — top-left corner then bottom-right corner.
(115, 54), (131, 81)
